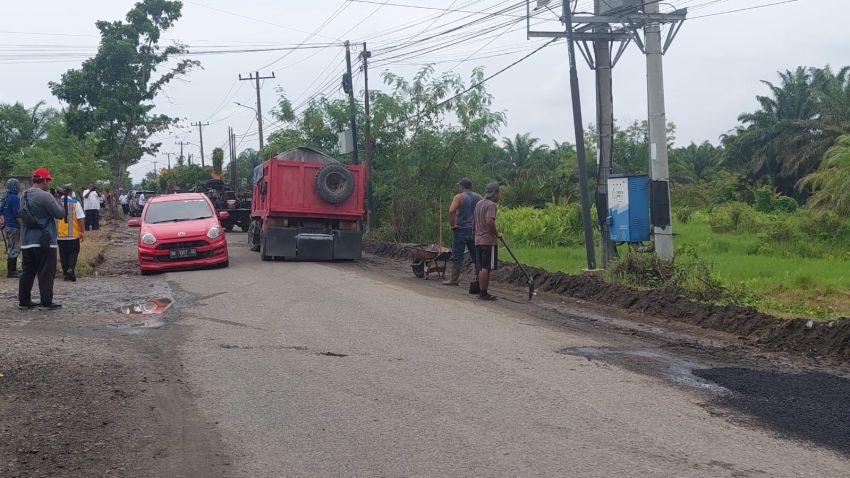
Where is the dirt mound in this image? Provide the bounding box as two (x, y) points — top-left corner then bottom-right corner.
(364, 240), (850, 361)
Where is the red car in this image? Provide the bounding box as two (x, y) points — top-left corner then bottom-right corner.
(128, 193), (229, 274)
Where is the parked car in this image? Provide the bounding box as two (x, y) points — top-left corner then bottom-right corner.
(128, 193), (229, 274)
(128, 190), (156, 217)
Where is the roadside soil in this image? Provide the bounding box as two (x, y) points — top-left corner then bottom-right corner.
(0, 222), (226, 478)
(364, 241), (850, 363)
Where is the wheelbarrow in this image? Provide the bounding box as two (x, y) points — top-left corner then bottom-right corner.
(407, 244), (452, 280)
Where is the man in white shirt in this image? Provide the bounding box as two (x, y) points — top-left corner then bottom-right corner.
(119, 193), (129, 215)
(82, 184), (101, 231)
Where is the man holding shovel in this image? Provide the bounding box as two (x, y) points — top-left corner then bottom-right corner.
(473, 182), (501, 301)
(442, 177), (481, 287)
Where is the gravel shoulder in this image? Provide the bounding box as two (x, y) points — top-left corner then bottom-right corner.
(0, 224), (226, 478)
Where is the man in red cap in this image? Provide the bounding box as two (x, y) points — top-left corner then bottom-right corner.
(18, 167), (65, 309)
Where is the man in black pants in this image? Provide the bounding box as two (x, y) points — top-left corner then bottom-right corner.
(18, 168), (65, 309)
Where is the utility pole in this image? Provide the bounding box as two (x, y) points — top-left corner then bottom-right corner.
(644, 0), (674, 258)
(164, 152), (174, 170)
(594, 0), (616, 267)
(152, 160), (159, 174)
(343, 41), (359, 165)
(228, 126), (234, 189)
(360, 42), (374, 232)
(527, 0), (685, 264)
(191, 121), (210, 168)
(239, 70), (276, 155)
(188, 153), (194, 166)
(175, 141), (189, 167)
(561, 0), (596, 270)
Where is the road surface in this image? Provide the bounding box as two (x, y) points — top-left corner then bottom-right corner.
(160, 236), (850, 477)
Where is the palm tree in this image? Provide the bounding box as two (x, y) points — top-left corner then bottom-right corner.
(501, 133), (548, 183)
(799, 135), (850, 217)
(731, 66), (850, 196)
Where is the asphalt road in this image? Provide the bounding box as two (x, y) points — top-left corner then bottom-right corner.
(164, 236), (850, 477)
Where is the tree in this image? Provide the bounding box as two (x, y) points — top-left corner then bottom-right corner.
(726, 66), (850, 196)
(49, 0), (198, 194)
(0, 101), (59, 175)
(669, 141), (722, 183)
(500, 133), (548, 183)
(212, 147), (224, 177)
(800, 135), (850, 217)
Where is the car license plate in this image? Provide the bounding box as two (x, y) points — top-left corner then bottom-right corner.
(169, 248), (197, 259)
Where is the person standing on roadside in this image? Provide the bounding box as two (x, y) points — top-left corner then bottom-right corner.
(57, 186), (85, 282)
(18, 168), (65, 309)
(0, 178), (22, 278)
(472, 182), (502, 301)
(82, 184), (100, 231)
(443, 177), (481, 286)
(119, 192), (129, 215)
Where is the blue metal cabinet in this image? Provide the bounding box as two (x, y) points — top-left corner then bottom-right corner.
(607, 175), (650, 243)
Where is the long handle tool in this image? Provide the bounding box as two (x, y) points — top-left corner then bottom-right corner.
(499, 236), (535, 300)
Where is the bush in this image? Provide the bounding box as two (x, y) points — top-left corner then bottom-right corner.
(708, 203), (764, 234)
(754, 186), (798, 213)
(606, 249), (728, 303)
(674, 207), (693, 224)
(500, 204), (591, 247)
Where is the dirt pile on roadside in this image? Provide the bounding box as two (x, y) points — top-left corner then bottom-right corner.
(364, 240), (850, 361)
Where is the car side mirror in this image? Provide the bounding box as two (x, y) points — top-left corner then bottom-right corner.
(218, 211), (230, 220)
(128, 219), (141, 228)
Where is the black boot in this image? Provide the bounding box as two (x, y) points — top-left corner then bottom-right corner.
(6, 258), (19, 278)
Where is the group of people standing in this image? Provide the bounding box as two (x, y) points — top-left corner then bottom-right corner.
(444, 177), (502, 301)
(0, 169), (108, 309)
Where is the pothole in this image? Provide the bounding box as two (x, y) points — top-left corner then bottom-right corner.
(115, 298), (174, 315)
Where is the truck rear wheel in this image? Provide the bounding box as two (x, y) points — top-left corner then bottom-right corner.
(248, 219), (261, 252)
(259, 228), (273, 261)
(314, 163), (355, 204)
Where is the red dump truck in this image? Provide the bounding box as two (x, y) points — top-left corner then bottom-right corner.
(247, 147), (365, 261)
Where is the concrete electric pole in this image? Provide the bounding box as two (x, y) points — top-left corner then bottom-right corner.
(361, 42), (374, 232)
(239, 71), (276, 155)
(643, 0), (674, 258)
(175, 141), (189, 167)
(343, 41), (359, 165)
(527, 0), (686, 264)
(164, 152), (173, 170)
(191, 121), (210, 168)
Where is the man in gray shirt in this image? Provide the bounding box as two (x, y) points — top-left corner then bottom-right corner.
(18, 168), (65, 309)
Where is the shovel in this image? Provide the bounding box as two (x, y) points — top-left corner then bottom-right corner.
(499, 236), (536, 301)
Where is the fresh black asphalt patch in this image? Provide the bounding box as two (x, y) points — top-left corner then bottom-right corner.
(694, 368), (850, 454)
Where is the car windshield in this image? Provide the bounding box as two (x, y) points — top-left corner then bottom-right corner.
(145, 199), (213, 224)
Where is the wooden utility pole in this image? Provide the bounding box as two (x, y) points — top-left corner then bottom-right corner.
(239, 71), (276, 155)
(360, 42), (374, 232)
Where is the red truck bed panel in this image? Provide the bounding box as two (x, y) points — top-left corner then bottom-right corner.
(252, 160), (365, 220)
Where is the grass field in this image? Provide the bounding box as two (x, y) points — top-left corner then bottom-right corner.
(510, 220), (850, 320)
(0, 227), (112, 279)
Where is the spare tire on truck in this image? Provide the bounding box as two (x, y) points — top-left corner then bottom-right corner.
(314, 163), (355, 204)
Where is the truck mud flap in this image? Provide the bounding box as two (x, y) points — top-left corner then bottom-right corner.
(333, 230), (362, 260)
(264, 226), (298, 258)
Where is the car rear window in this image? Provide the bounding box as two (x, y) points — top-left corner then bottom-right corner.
(145, 199), (213, 224)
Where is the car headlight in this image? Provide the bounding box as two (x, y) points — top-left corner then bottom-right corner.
(207, 225), (222, 239)
(141, 232), (157, 245)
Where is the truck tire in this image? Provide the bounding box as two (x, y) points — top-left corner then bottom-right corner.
(259, 229), (272, 261)
(314, 163), (355, 204)
(248, 220), (261, 252)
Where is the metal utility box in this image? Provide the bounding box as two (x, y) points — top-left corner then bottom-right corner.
(607, 175), (650, 243)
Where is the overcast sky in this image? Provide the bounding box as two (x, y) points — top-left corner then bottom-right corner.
(1, 0), (846, 182)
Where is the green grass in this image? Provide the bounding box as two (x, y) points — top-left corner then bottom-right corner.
(508, 220), (850, 320)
